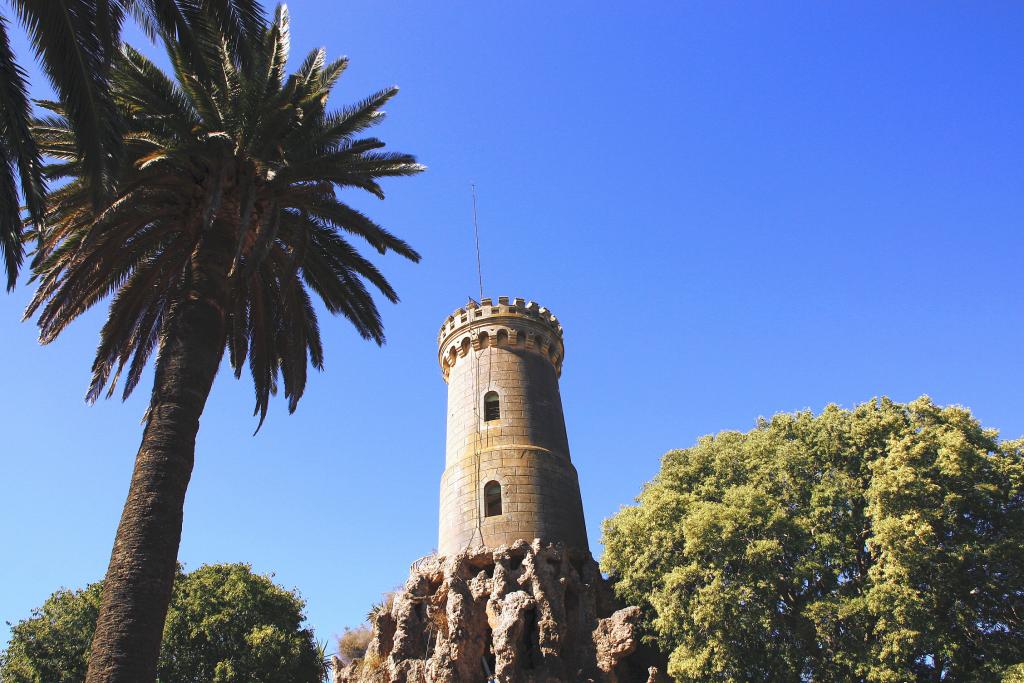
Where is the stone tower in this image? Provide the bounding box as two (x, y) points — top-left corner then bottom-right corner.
(332, 296), (666, 683)
(436, 296), (588, 556)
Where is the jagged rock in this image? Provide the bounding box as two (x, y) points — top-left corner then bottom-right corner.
(336, 540), (661, 683)
(594, 606), (641, 674)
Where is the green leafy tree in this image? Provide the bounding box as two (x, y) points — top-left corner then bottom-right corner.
(602, 397), (1024, 682)
(24, 5), (421, 681)
(1, 563), (324, 683)
(0, 583), (101, 682)
(0, 0), (264, 289)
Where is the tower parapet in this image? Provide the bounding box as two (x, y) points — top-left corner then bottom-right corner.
(436, 297), (588, 556)
(438, 296), (564, 381)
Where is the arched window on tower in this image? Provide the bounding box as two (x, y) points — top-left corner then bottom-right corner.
(483, 391), (500, 422)
(484, 481), (502, 517)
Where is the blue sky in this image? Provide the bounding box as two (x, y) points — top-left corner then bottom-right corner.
(2, 1), (1022, 652)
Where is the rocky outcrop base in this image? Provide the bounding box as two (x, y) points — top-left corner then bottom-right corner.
(334, 540), (664, 683)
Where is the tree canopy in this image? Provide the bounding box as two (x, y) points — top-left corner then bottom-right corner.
(601, 397), (1024, 682)
(27, 4), (422, 423)
(0, 563), (325, 683)
(0, 0), (266, 289)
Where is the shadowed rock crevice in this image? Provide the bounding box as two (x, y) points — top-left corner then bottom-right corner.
(334, 540), (666, 683)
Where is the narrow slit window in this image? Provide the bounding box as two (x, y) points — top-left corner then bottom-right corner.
(484, 481), (502, 517)
(484, 391), (500, 421)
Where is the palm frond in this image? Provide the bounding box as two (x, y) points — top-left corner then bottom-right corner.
(0, 15), (46, 288)
(283, 87), (395, 156)
(14, 0), (122, 205)
(178, 0), (265, 68)
(90, 240), (186, 401)
(295, 47), (326, 87)
(114, 44), (202, 138)
(316, 56), (349, 93)
(138, 0), (266, 73)
(301, 193), (420, 261)
(264, 4), (290, 94)
(93, 0), (127, 66)
(0, 140), (24, 289)
(272, 149), (423, 195)
(247, 258), (279, 429)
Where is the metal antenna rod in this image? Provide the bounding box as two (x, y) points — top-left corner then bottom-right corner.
(471, 183), (484, 301)
(467, 182), (487, 550)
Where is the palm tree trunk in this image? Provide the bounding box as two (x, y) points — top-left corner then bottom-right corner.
(85, 229), (234, 683)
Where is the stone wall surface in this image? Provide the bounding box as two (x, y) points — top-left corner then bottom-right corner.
(333, 540), (666, 683)
(439, 447), (587, 553)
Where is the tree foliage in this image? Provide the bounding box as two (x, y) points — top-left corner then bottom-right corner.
(0, 0), (265, 289)
(1, 563), (324, 683)
(27, 3), (422, 423)
(601, 397), (1024, 682)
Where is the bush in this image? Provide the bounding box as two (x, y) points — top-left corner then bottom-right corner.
(337, 625), (372, 663)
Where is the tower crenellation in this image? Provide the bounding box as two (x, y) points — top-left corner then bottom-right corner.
(438, 296), (565, 381)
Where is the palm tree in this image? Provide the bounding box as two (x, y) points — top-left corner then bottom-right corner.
(26, 6), (422, 681)
(0, 0), (264, 289)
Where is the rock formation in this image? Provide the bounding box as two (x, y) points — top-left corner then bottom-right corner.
(334, 540), (665, 683)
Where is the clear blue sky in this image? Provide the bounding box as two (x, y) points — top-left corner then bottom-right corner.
(2, 1), (1022, 652)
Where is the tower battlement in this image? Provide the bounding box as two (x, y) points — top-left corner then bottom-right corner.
(438, 297), (565, 382)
